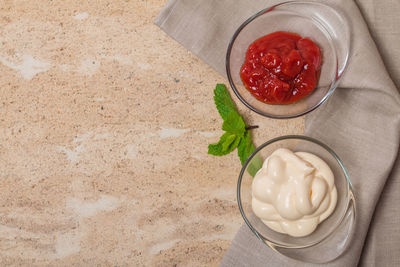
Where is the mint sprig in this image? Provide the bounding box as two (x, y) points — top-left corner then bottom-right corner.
(208, 132), (241, 156)
(214, 84), (237, 120)
(208, 84), (262, 176)
(222, 111), (245, 137)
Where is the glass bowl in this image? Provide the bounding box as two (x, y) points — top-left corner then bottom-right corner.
(226, 1), (350, 118)
(238, 135), (356, 263)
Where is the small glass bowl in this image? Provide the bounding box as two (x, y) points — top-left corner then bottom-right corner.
(226, 1), (350, 119)
(238, 135), (356, 263)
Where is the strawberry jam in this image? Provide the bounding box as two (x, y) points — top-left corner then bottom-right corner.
(240, 32), (321, 104)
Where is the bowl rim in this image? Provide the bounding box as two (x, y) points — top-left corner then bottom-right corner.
(237, 135), (355, 248)
(225, 0), (350, 119)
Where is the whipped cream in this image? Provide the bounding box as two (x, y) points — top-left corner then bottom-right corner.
(252, 148), (337, 237)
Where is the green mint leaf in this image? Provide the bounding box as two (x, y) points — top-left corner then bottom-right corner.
(221, 133), (237, 151)
(222, 111), (246, 137)
(208, 132), (241, 156)
(237, 131), (255, 165)
(238, 131), (263, 177)
(209, 83), (260, 176)
(214, 84), (238, 121)
(227, 135), (241, 153)
(247, 154), (264, 177)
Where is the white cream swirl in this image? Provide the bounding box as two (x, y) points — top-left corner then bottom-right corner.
(251, 148), (337, 237)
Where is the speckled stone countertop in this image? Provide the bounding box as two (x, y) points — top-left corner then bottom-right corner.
(0, 1), (303, 266)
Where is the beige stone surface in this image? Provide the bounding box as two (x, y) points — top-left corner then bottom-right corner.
(0, 0), (303, 266)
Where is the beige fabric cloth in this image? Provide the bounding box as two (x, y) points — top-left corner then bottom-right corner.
(155, 0), (400, 266)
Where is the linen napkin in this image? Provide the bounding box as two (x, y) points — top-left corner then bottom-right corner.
(155, 0), (400, 266)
